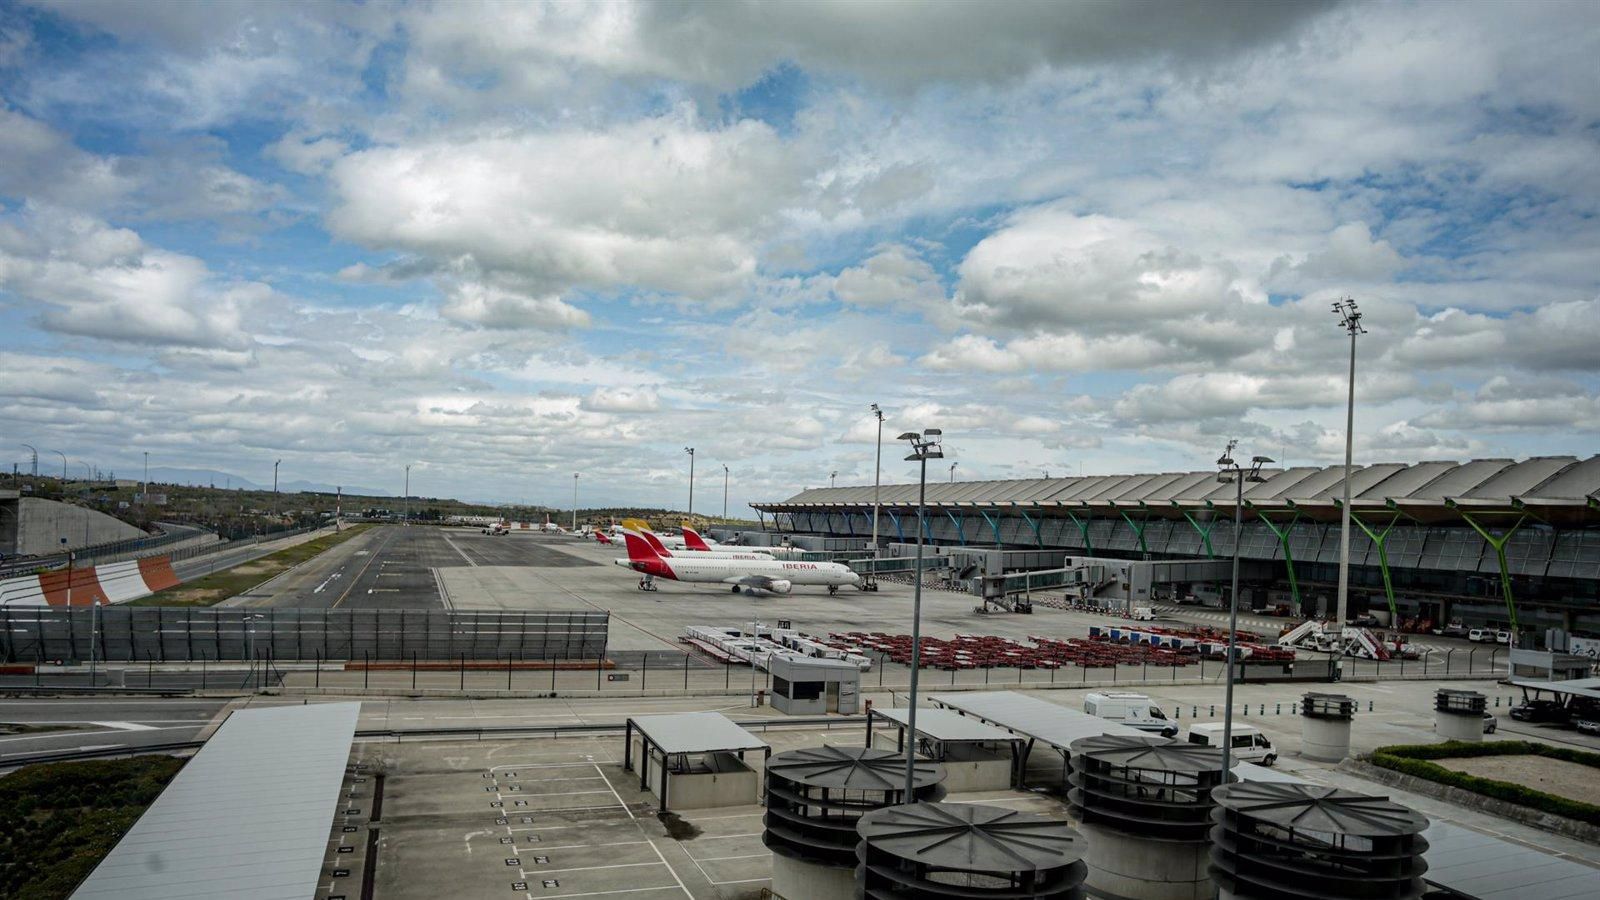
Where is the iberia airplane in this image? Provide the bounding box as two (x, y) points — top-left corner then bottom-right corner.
(636, 528), (773, 560)
(614, 529), (858, 595)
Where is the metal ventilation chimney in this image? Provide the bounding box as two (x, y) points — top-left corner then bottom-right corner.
(1210, 782), (1429, 899)
(1300, 692), (1356, 762)
(1068, 734), (1224, 900)
(855, 802), (1088, 899)
(763, 745), (944, 900)
(1435, 689), (1486, 742)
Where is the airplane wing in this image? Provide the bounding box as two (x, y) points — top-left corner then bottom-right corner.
(722, 575), (780, 591)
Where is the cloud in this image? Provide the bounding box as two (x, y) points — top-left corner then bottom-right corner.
(439, 282), (591, 330)
(581, 387), (660, 413)
(0, 205), (258, 348)
(396, 0), (1341, 95)
(327, 110), (799, 300)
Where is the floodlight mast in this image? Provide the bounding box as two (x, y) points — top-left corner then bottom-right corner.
(870, 404), (885, 557)
(1332, 297), (1366, 658)
(1216, 443), (1272, 779)
(900, 428), (943, 799)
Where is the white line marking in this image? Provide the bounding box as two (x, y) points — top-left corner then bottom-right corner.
(645, 841), (693, 898)
(592, 763), (636, 821)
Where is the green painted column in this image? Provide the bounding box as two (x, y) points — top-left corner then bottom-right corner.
(1019, 510), (1043, 548)
(1348, 511), (1404, 624)
(944, 509), (967, 545)
(1459, 512), (1529, 636)
(1066, 509), (1094, 556)
(1179, 510), (1218, 558)
(978, 509), (1003, 546)
(1118, 509), (1150, 557)
(1254, 509), (1303, 610)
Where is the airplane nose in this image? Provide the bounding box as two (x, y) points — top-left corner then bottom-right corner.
(848, 572), (861, 584)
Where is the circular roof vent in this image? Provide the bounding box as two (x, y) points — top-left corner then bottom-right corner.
(1068, 734), (1224, 841)
(856, 802), (1088, 899)
(764, 745), (944, 868)
(1210, 782), (1429, 899)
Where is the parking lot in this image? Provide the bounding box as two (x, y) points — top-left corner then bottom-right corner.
(338, 733), (796, 900)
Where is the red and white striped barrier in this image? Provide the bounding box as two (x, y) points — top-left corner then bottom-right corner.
(0, 556), (180, 607)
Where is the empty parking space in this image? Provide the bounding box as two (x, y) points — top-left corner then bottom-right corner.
(360, 738), (778, 899)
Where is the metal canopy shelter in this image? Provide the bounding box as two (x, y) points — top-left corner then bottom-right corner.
(623, 711), (770, 812)
(865, 707), (1029, 787)
(70, 702), (361, 900)
(927, 690), (1145, 788)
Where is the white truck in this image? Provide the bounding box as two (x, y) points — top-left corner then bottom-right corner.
(1084, 692), (1178, 737)
(1185, 723), (1277, 766)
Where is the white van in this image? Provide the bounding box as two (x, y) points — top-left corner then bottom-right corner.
(1084, 692), (1178, 737)
(1467, 628), (1495, 643)
(1187, 723), (1277, 766)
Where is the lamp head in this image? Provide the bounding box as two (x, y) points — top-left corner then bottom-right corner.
(897, 431), (919, 441)
(1216, 456), (1234, 468)
(924, 428), (942, 436)
(1252, 456), (1274, 464)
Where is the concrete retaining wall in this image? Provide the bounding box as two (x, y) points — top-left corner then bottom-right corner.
(11, 498), (145, 555)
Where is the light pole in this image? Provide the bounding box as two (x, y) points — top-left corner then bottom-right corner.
(142, 451), (149, 503)
(949, 462), (958, 483)
(1332, 297), (1365, 646)
(53, 450), (67, 482)
(685, 447), (695, 521)
(1216, 441), (1271, 780)
(830, 470), (838, 489)
(722, 465), (729, 522)
(572, 473), (580, 532)
(404, 464), (410, 525)
(870, 404), (884, 557)
(21, 444), (37, 477)
(898, 427), (943, 799)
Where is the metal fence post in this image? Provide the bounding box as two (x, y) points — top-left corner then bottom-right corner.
(725, 660), (730, 689)
(641, 654), (648, 692)
(201, 654), (206, 690)
(552, 661), (557, 694)
(684, 652), (690, 691)
(596, 656), (602, 690)
(507, 654), (513, 691)
(315, 650), (321, 688)
(364, 651), (370, 690)
(460, 654), (466, 691)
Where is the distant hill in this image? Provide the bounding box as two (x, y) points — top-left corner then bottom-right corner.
(145, 467), (387, 497)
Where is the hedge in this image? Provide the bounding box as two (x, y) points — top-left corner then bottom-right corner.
(1370, 741), (1600, 826)
(0, 756), (185, 899)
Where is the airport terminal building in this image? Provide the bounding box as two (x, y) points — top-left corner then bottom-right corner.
(753, 456), (1600, 637)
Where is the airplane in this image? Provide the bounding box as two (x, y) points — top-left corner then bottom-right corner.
(636, 528), (773, 560)
(614, 528), (859, 595)
(593, 530), (614, 545)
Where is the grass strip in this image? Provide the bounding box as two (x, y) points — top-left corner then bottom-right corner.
(1370, 740), (1600, 825)
(129, 524), (372, 607)
(0, 755), (185, 899)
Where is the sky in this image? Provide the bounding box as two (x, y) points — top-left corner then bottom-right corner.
(1, 0), (1598, 513)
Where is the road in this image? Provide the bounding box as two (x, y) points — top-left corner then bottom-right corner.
(0, 697), (229, 762)
(229, 526), (596, 610)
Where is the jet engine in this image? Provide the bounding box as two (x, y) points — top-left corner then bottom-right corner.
(769, 579), (793, 594)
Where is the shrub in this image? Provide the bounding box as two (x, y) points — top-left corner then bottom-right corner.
(0, 756), (185, 900)
(1369, 741), (1600, 826)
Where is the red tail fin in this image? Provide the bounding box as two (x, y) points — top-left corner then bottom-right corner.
(641, 529), (673, 556)
(682, 526), (711, 551)
(594, 531), (612, 544)
(621, 529), (660, 563)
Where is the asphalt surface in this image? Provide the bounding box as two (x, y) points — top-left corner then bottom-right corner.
(0, 697), (229, 762)
(229, 526), (596, 610)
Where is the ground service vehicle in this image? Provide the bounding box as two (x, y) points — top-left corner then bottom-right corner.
(1186, 723), (1277, 765)
(1084, 692), (1178, 737)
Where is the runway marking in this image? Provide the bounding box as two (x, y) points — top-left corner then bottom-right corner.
(331, 528), (397, 609)
(442, 533), (478, 567)
(87, 721), (156, 731)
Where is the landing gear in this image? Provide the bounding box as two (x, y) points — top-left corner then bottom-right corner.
(638, 578), (658, 592)
(731, 585), (742, 594)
